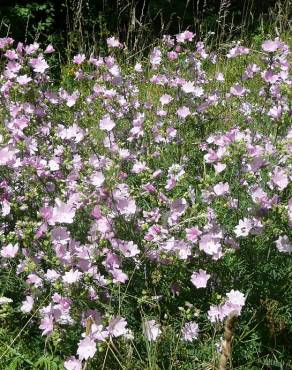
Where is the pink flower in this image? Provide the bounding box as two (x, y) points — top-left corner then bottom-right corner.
(4, 49), (18, 60)
(107, 316), (128, 337)
(177, 106), (191, 119)
(199, 234), (222, 258)
(230, 84), (246, 97)
(193, 86), (204, 97)
(167, 51), (178, 60)
(39, 315), (54, 335)
(63, 269), (83, 284)
(1, 199), (10, 216)
(48, 158), (60, 171)
(50, 200), (76, 224)
(181, 321), (199, 341)
(16, 74), (32, 85)
(208, 290), (246, 322)
(132, 161), (147, 174)
(117, 197), (137, 216)
(26, 274), (42, 288)
(73, 54), (86, 65)
(234, 218), (253, 237)
(143, 320), (161, 341)
(0, 146), (16, 165)
(77, 336), (96, 360)
(288, 199), (292, 227)
(214, 162), (226, 174)
(66, 91), (80, 107)
(134, 63), (142, 72)
(160, 94), (173, 105)
(99, 114), (115, 131)
(268, 106), (282, 119)
(20, 296), (34, 313)
(272, 168), (289, 190)
(220, 301), (240, 318)
(90, 324), (109, 341)
(107, 37), (122, 48)
(181, 81), (195, 94)
(174, 240), (192, 260)
(227, 44), (249, 58)
(142, 182), (156, 194)
(64, 357), (82, 370)
(191, 269), (210, 288)
(113, 184), (137, 216)
(51, 226), (70, 245)
(262, 39), (281, 52)
(170, 198), (187, 214)
(96, 217), (112, 234)
(208, 305), (223, 323)
(150, 48), (162, 68)
(44, 269), (60, 282)
(109, 64), (120, 77)
(213, 182), (230, 196)
(262, 70), (278, 84)
(185, 227), (202, 243)
(30, 55), (49, 73)
(118, 241), (140, 257)
(182, 82), (204, 97)
(215, 72), (224, 81)
(25, 42), (40, 54)
(44, 44), (55, 53)
(91, 205), (102, 220)
(275, 235), (292, 253)
(163, 35), (175, 47)
(168, 198), (187, 226)
(226, 290), (246, 307)
(1, 243), (19, 258)
(111, 268), (128, 283)
(90, 171), (105, 187)
(176, 31), (194, 43)
(0, 37), (13, 49)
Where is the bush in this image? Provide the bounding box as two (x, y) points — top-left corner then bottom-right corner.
(0, 33), (291, 369)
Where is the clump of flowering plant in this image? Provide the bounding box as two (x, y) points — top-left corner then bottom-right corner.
(0, 32), (291, 368)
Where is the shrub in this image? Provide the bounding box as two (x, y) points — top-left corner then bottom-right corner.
(0, 33), (291, 369)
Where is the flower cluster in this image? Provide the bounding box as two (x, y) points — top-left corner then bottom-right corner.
(0, 32), (290, 367)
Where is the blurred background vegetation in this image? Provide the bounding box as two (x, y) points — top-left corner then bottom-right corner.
(0, 0), (291, 61)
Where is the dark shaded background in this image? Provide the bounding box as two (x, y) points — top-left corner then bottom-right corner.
(0, 0), (288, 57)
